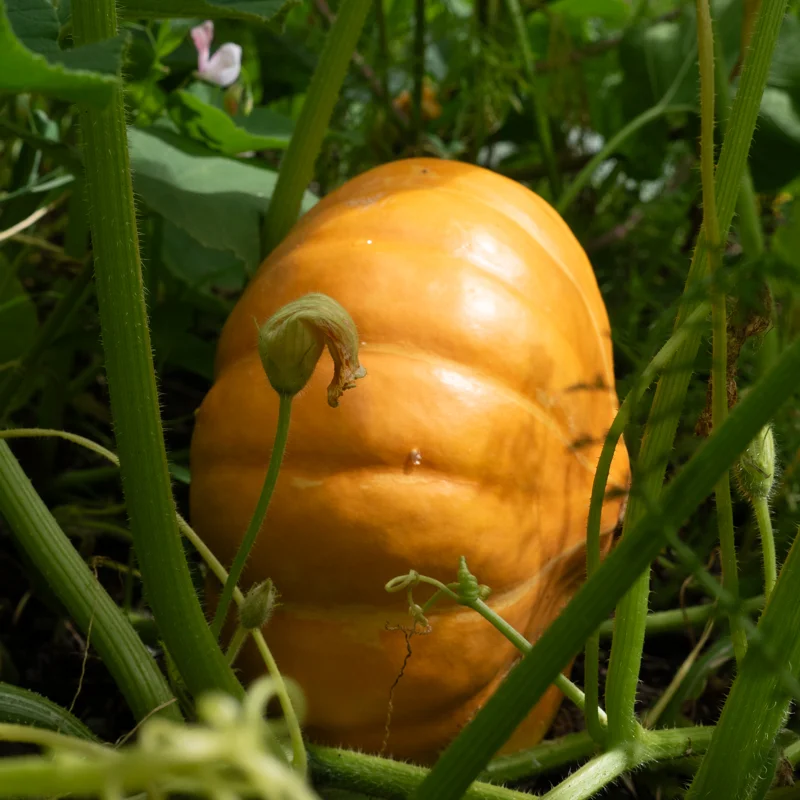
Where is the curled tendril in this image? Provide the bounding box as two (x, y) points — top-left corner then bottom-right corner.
(385, 571), (420, 593)
(456, 556), (481, 603)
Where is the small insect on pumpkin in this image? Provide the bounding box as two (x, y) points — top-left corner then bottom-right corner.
(189, 158), (630, 763)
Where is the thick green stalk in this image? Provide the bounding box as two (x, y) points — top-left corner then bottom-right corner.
(411, 330), (800, 800)
(541, 728), (714, 800)
(585, 301), (710, 743)
(261, 0), (373, 253)
(505, 0), (560, 198)
(212, 395), (292, 637)
(697, 0), (747, 665)
(686, 528), (800, 799)
(0, 441), (179, 722)
(480, 732), (596, 784)
(0, 683), (98, 741)
(0, 427), (307, 777)
(71, 0), (242, 699)
(602, 0), (787, 746)
(713, 30), (765, 261)
(309, 745), (536, 800)
(597, 595), (765, 638)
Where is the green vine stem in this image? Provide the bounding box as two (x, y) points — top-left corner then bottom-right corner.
(540, 726), (715, 800)
(0, 683), (99, 741)
(597, 595), (765, 638)
(713, 29), (765, 262)
(411, 327), (800, 800)
(686, 526), (800, 798)
(584, 299), (710, 743)
(601, 0), (787, 748)
(261, 0), (373, 254)
(386, 562), (605, 723)
(556, 46), (696, 214)
(308, 726), (715, 800)
(696, 0), (747, 666)
(0, 427), (308, 778)
(211, 395), (292, 638)
(479, 732), (596, 784)
(71, 0), (243, 700)
(505, 0), (560, 198)
(0, 441), (180, 722)
(755, 497), (777, 597)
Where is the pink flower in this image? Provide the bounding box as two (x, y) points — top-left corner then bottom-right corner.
(190, 21), (242, 88)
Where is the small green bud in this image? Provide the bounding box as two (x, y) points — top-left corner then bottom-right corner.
(239, 579), (279, 630)
(735, 424), (777, 502)
(257, 293), (367, 406)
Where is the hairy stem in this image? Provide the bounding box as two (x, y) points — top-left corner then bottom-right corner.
(0, 441), (179, 722)
(696, 0), (747, 665)
(261, 0), (373, 253)
(72, 0), (243, 699)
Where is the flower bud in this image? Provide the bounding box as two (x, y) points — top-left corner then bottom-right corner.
(239, 579), (279, 630)
(257, 293), (367, 406)
(735, 424), (777, 502)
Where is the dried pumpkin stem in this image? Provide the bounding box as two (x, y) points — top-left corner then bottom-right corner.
(695, 0), (747, 666)
(211, 394), (293, 638)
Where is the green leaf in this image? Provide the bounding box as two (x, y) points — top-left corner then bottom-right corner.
(750, 87), (800, 193)
(1, 0), (124, 105)
(117, 0), (298, 23)
(768, 13), (800, 105)
(548, 0), (630, 26)
(151, 300), (216, 381)
(168, 86), (294, 155)
(161, 219), (246, 293)
(0, 279), (38, 367)
(129, 124), (316, 271)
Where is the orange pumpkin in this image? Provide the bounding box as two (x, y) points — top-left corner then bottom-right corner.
(189, 158), (630, 763)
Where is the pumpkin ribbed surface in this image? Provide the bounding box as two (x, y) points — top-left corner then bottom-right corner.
(189, 158), (630, 762)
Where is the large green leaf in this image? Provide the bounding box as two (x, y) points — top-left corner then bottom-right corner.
(118, 0), (297, 23)
(168, 85), (294, 155)
(1, 0), (124, 105)
(750, 87), (800, 193)
(129, 124), (316, 271)
(161, 219), (246, 293)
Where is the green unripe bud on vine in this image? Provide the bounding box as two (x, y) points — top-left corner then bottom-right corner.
(257, 293), (367, 406)
(239, 579), (279, 630)
(735, 424), (777, 502)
